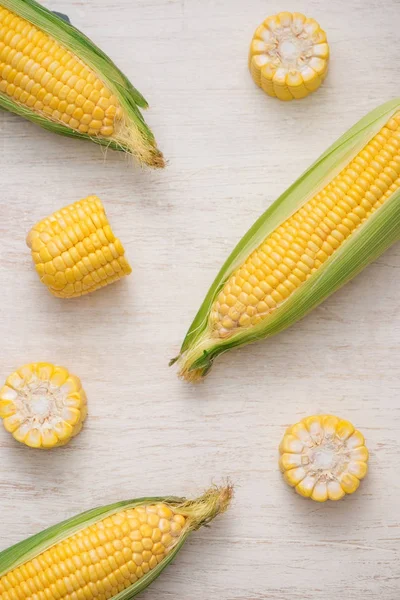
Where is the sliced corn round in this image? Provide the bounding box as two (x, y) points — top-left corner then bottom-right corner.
(0, 362), (87, 449)
(249, 12), (329, 100)
(279, 415), (369, 502)
(27, 195), (132, 298)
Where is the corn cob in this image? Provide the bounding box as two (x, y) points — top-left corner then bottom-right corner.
(0, 362), (87, 449)
(0, 486), (232, 600)
(0, 0), (163, 167)
(173, 99), (400, 381)
(249, 12), (329, 100)
(27, 196), (131, 298)
(279, 415), (368, 502)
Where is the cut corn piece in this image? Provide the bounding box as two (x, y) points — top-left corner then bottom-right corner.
(0, 362), (87, 448)
(279, 415), (368, 502)
(249, 12), (329, 100)
(27, 195), (132, 298)
(0, 485), (232, 599)
(0, 0), (164, 167)
(173, 100), (400, 381)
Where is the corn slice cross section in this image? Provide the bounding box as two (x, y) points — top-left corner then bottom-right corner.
(0, 362), (87, 449)
(0, 0), (164, 166)
(279, 415), (369, 502)
(173, 100), (400, 381)
(0, 486), (233, 600)
(249, 12), (329, 100)
(27, 196), (132, 298)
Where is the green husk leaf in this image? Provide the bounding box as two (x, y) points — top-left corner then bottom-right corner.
(0, 497), (172, 577)
(0, 0), (164, 167)
(0, 486), (232, 598)
(174, 99), (400, 380)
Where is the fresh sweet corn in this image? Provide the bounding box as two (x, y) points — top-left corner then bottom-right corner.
(0, 362), (87, 449)
(27, 196), (132, 298)
(0, 486), (232, 600)
(174, 100), (400, 380)
(249, 12), (329, 100)
(0, 0), (163, 167)
(279, 415), (369, 502)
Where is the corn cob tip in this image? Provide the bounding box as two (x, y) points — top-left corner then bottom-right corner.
(152, 150), (165, 169)
(174, 484), (233, 529)
(116, 122), (165, 168)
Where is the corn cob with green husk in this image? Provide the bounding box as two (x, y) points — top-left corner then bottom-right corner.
(173, 99), (400, 381)
(0, 486), (232, 600)
(0, 0), (163, 167)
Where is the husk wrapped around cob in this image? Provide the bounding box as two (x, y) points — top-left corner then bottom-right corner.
(0, 0), (163, 167)
(0, 486), (232, 600)
(173, 99), (400, 381)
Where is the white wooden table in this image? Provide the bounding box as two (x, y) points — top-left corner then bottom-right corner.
(1, 1), (400, 598)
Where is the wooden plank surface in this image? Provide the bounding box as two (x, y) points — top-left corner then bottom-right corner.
(1, 0), (400, 598)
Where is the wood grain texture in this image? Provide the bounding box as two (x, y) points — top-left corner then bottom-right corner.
(1, 0), (400, 598)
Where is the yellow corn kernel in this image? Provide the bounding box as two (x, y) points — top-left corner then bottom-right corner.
(0, 6), (123, 138)
(249, 12), (329, 100)
(279, 415), (368, 502)
(211, 115), (400, 338)
(0, 504), (183, 599)
(0, 363), (87, 449)
(27, 196), (132, 298)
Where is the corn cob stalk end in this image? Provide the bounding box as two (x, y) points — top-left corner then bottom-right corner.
(173, 483), (233, 528)
(170, 340), (214, 382)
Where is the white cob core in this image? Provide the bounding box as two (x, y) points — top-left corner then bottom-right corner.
(259, 23), (315, 71)
(308, 442), (345, 476)
(30, 395), (52, 419)
(302, 436), (352, 482)
(278, 40), (300, 62)
(16, 377), (67, 427)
